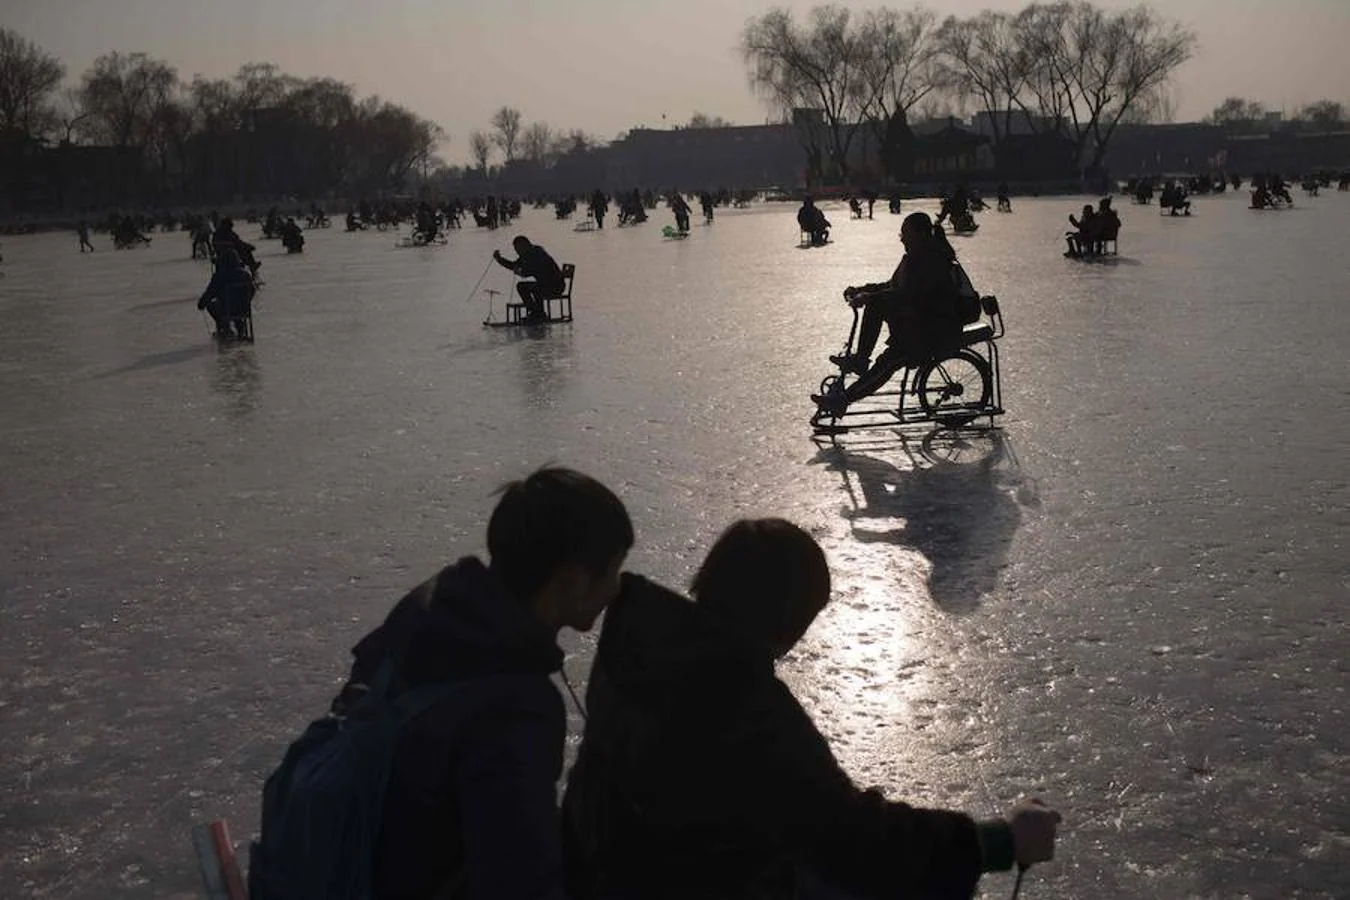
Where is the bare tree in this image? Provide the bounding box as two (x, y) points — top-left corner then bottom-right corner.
(78, 51), (178, 147)
(550, 128), (596, 157)
(0, 28), (66, 138)
(233, 62), (296, 118)
(521, 121), (554, 164)
(741, 6), (873, 182)
(53, 86), (92, 143)
(857, 8), (937, 130)
(688, 112), (734, 128)
(1206, 96), (1264, 128)
(1117, 83), (1177, 125)
(1299, 99), (1344, 131)
(934, 11), (1029, 148)
(490, 106), (522, 161)
(854, 7), (938, 179)
(1013, 2), (1195, 170)
(469, 129), (493, 173)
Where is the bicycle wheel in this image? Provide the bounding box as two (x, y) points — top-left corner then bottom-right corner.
(916, 350), (992, 425)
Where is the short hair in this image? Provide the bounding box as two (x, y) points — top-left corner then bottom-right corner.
(902, 211), (933, 236)
(513, 235), (531, 250)
(690, 519), (830, 651)
(487, 466), (634, 600)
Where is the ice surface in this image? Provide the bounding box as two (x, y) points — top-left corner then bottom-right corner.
(1, 194), (1348, 898)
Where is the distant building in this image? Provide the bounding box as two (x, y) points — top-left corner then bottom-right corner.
(969, 110), (1058, 139)
(604, 124), (803, 190)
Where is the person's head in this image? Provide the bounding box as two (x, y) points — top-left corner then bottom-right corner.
(1082, 204), (1095, 216)
(900, 211), (933, 250)
(487, 466), (634, 632)
(1099, 197), (1112, 211)
(219, 217), (234, 230)
(691, 519), (831, 659)
(802, 196), (815, 207)
(512, 235), (531, 254)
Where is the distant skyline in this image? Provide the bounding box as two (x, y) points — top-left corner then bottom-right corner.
(6, 0), (1349, 164)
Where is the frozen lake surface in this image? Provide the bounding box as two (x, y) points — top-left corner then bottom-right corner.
(2, 193), (1348, 898)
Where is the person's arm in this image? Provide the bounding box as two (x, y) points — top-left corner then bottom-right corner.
(746, 689), (1000, 899)
(454, 695), (569, 900)
(493, 251), (518, 272)
(197, 273), (221, 309)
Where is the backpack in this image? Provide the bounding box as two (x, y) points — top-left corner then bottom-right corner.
(951, 263), (982, 325)
(248, 661), (463, 900)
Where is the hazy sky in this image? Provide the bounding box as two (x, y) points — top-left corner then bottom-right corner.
(6, 0), (1349, 163)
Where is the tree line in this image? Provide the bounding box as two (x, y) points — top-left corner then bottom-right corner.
(1205, 97), (1344, 132)
(0, 29), (445, 207)
(740, 1), (1200, 183)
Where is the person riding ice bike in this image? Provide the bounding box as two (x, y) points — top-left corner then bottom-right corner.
(812, 212), (965, 417)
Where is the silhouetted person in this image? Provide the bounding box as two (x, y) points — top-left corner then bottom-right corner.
(563, 518), (1061, 900)
(1160, 180), (1191, 215)
(669, 192), (692, 233)
(197, 249), (255, 340)
(249, 467), (634, 900)
(280, 217), (305, 253)
(212, 218), (260, 275)
(494, 235), (565, 324)
(1094, 197), (1121, 253)
(77, 220), (94, 252)
(997, 183), (1012, 213)
(813, 214), (966, 416)
(699, 191), (715, 224)
(1065, 205), (1097, 257)
(797, 197), (830, 246)
(590, 190), (608, 229)
(415, 202), (440, 242)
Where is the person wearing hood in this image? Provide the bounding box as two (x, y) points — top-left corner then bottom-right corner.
(322, 467), (633, 899)
(563, 518), (1060, 899)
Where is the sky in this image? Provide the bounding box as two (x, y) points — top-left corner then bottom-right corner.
(5, 0), (1349, 164)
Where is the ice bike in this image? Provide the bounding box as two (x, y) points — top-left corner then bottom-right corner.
(811, 293), (1005, 435)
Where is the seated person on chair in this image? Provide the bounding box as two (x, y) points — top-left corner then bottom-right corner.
(494, 236), (565, 323)
(416, 201), (441, 242)
(1159, 181), (1190, 215)
(812, 213), (962, 417)
(797, 197), (830, 245)
(1094, 198), (1121, 252)
(1065, 205), (1098, 257)
(197, 249), (256, 339)
(212, 218), (260, 274)
(562, 518), (1061, 900)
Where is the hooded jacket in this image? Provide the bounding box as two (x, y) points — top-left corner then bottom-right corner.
(335, 557), (568, 900)
(562, 574), (1012, 900)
